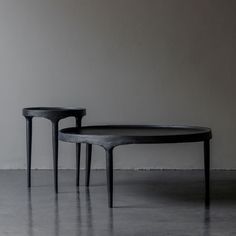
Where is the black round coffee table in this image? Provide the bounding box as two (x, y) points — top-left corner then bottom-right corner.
(59, 125), (212, 208)
(23, 107), (86, 193)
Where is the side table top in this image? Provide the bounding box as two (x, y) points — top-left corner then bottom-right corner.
(23, 107), (86, 119)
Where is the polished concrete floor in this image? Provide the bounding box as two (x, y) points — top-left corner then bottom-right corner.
(0, 170), (236, 235)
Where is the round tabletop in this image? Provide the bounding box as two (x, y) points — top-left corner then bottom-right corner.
(23, 107), (86, 119)
(59, 125), (212, 149)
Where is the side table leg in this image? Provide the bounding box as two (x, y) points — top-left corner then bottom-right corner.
(52, 121), (59, 193)
(85, 144), (92, 187)
(204, 140), (210, 207)
(106, 148), (114, 208)
(26, 117), (32, 188)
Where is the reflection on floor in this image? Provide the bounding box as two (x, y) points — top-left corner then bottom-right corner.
(0, 170), (236, 235)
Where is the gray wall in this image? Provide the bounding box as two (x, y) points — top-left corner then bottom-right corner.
(0, 0), (235, 169)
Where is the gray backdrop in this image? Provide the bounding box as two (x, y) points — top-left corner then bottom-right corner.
(0, 0), (235, 169)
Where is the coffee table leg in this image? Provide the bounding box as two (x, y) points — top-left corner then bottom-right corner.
(52, 121), (59, 193)
(76, 117), (82, 186)
(76, 143), (81, 186)
(85, 144), (92, 187)
(26, 117), (32, 188)
(106, 148), (113, 208)
(204, 140), (210, 207)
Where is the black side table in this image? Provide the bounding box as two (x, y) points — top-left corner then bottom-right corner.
(23, 107), (86, 193)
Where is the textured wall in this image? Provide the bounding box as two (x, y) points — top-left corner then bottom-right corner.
(0, 0), (235, 169)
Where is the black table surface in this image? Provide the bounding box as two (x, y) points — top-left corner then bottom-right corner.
(59, 125), (212, 148)
(23, 107), (86, 118)
(23, 107), (85, 111)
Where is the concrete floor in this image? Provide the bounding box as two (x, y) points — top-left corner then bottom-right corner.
(0, 170), (236, 236)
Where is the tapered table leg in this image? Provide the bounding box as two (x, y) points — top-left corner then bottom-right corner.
(26, 117), (32, 188)
(76, 143), (81, 187)
(106, 148), (113, 208)
(85, 144), (92, 187)
(52, 121), (59, 193)
(76, 117), (81, 187)
(204, 140), (210, 207)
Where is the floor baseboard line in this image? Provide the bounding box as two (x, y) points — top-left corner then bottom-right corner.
(1, 168), (236, 171)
